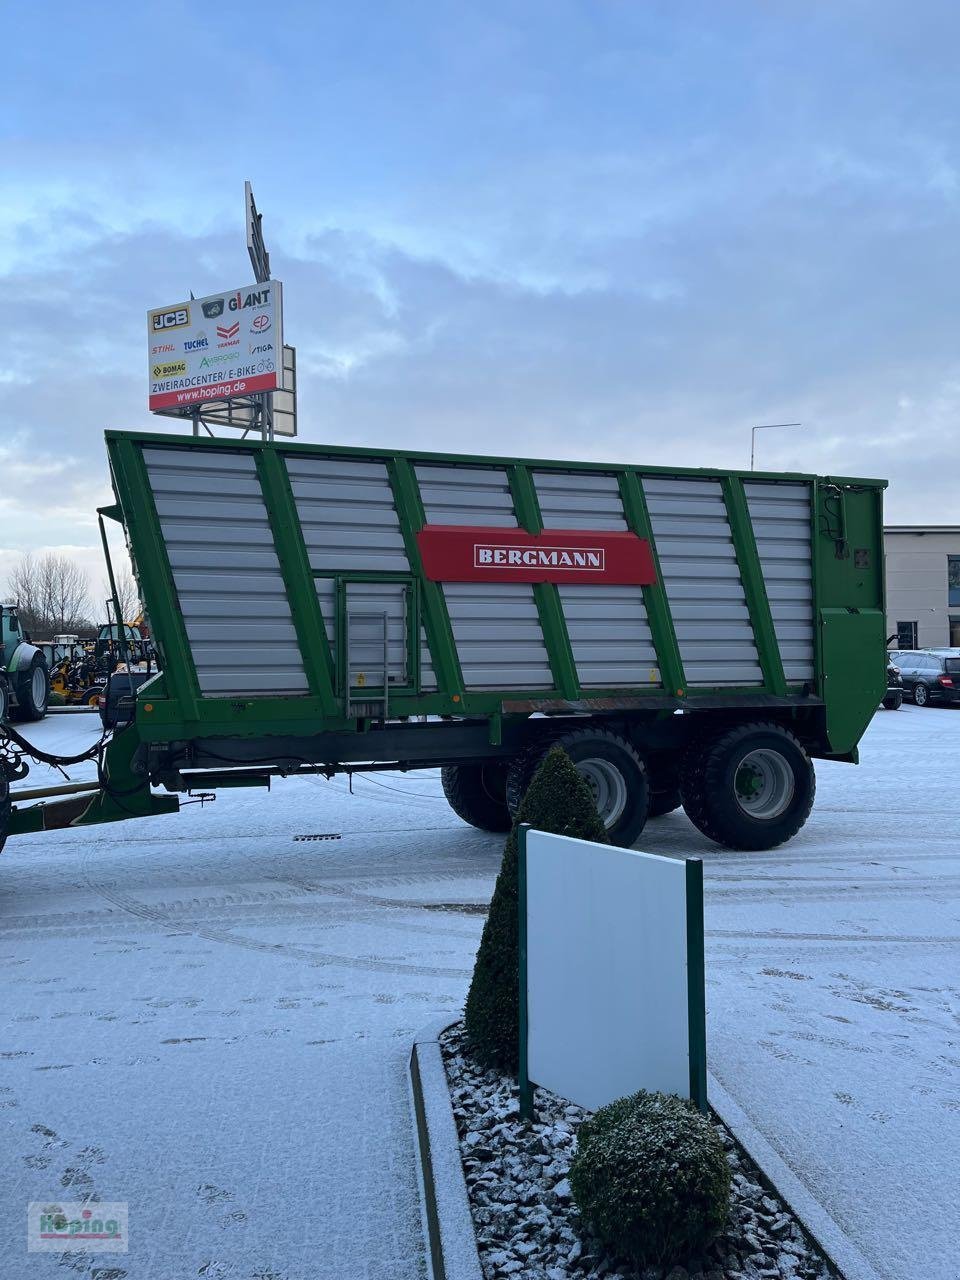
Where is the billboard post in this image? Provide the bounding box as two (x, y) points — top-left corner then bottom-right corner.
(148, 183), (294, 441)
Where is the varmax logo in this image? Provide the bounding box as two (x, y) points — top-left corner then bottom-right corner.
(475, 544), (604, 570)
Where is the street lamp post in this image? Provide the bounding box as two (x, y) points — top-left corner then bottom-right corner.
(751, 422), (802, 471)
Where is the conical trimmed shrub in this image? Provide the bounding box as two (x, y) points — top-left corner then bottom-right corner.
(464, 744), (609, 1073)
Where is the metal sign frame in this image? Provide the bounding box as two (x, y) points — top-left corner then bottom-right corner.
(246, 180), (270, 284)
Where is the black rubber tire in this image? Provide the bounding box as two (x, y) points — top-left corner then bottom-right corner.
(506, 728), (649, 848)
(679, 722), (815, 851)
(913, 683), (929, 707)
(882, 691), (903, 711)
(0, 674), (9, 725)
(14, 654), (49, 722)
(441, 762), (512, 833)
(648, 787), (682, 818)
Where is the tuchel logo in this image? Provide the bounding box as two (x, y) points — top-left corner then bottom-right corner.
(28, 1201), (128, 1253)
(474, 543), (604, 571)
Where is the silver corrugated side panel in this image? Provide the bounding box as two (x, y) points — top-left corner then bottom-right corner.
(315, 577), (337, 670)
(417, 463), (552, 689)
(558, 585), (661, 687)
(534, 471), (660, 687)
(287, 456), (411, 574)
(442, 583), (554, 689)
(745, 481), (815, 683)
(416, 463), (517, 527)
(643, 476), (763, 687)
(143, 448), (309, 697)
(533, 470), (627, 531)
(420, 627), (436, 690)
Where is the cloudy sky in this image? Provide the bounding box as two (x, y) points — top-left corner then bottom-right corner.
(3, 1), (959, 592)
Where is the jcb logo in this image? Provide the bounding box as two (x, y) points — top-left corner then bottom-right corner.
(151, 307), (190, 332)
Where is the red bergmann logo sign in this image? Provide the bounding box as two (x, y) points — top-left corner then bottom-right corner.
(416, 526), (656, 585)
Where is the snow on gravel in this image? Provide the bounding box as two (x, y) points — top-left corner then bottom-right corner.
(442, 1023), (836, 1280)
(2, 704), (958, 1280)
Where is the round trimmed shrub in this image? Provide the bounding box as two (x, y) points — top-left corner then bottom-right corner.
(569, 1090), (731, 1267)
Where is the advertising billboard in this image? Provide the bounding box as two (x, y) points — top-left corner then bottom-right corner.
(147, 281), (283, 411)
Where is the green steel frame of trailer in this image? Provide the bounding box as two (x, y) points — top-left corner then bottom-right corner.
(2, 429), (888, 849)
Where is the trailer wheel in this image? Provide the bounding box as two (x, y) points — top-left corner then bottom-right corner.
(441, 762), (512, 833)
(0, 674), (9, 725)
(14, 655), (49, 722)
(680, 722), (815, 851)
(648, 787), (682, 818)
(506, 729), (649, 847)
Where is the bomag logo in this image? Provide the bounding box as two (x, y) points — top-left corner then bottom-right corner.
(152, 359), (187, 379)
(228, 287), (270, 311)
(151, 306), (190, 332)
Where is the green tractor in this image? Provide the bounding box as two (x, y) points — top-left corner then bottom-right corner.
(0, 604), (50, 724)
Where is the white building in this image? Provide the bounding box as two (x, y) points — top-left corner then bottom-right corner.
(885, 526), (960, 649)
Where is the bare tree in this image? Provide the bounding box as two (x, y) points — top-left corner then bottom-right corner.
(7, 552), (92, 637)
(101, 568), (142, 624)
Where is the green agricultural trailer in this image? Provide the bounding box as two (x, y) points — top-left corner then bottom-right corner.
(0, 430), (887, 852)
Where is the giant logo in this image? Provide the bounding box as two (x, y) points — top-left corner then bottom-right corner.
(228, 287), (270, 311)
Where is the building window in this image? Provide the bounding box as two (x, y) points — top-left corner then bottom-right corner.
(897, 621), (918, 648)
(949, 556), (960, 606)
(951, 617), (960, 647)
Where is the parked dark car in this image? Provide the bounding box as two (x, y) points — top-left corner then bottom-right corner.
(883, 657), (903, 710)
(98, 671), (154, 729)
(889, 649), (960, 706)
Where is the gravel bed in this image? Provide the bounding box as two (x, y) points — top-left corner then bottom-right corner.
(441, 1024), (839, 1280)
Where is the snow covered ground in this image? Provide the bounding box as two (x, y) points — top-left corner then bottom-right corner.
(1, 716), (501, 1280)
(2, 705), (957, 1279)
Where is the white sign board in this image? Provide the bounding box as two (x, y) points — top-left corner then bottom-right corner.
(147, 281), (283, 412)
(519, 827), (706, 1116)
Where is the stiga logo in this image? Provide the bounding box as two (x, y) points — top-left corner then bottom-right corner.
(249, 341), (274, 354)
(202, 298), (225, 319)
(151, 306), (190, 332)
(152, 359), (187, 379)
(474, 543), (604, 570)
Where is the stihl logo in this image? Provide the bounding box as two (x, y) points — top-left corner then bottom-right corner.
(217, 322), (240, 339)
(475, 544), (604, 571)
